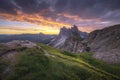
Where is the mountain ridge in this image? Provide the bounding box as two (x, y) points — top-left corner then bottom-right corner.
(49, 24), (120, 64)
(0, 33), (56, 44)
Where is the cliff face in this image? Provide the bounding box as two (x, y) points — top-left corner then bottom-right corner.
(87, 24), (120, 63)
(49, 25), (88, 53)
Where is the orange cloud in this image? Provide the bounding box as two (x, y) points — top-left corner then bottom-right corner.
(0, 10), (103, 34)
(0, 10), (70, 29)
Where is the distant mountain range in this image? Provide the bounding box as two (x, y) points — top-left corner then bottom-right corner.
(0, 33), (56, 44)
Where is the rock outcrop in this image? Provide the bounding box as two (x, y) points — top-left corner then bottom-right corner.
(4, 40), (37, 49)
(0, 40), (38, 57)
(0, 40), (39, 64)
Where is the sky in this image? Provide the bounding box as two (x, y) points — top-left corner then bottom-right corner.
(0, 0), (120, 34)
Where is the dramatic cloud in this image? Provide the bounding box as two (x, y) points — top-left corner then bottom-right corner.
(0, 0), (120, 34)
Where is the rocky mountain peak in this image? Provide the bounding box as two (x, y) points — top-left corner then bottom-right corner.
(59, 25), (82, 38)
(61, 26), (68, 31)
(71, 25), (79, 33)
(59, 27), (70, 37)
(49, 25), (88, 53)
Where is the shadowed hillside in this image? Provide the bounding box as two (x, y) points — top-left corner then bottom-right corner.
(87, 24), (120, 63)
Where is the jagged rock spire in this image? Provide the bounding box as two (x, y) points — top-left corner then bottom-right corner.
(49, 25), (88, 53)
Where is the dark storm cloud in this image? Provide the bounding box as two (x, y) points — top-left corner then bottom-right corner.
(54, 0), (120, 21)
(0, 0), (120, 23)
(14, 0), (50, 13)
(0, 0), (50, 14)
(0, 0), (17, 14)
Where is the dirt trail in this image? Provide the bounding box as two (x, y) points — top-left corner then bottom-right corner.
(43, 49), (55, 58)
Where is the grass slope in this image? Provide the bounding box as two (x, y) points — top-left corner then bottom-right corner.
(0, 43), (120, 80)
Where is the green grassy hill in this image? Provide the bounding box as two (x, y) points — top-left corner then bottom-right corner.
(0, 43), (120, 80)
